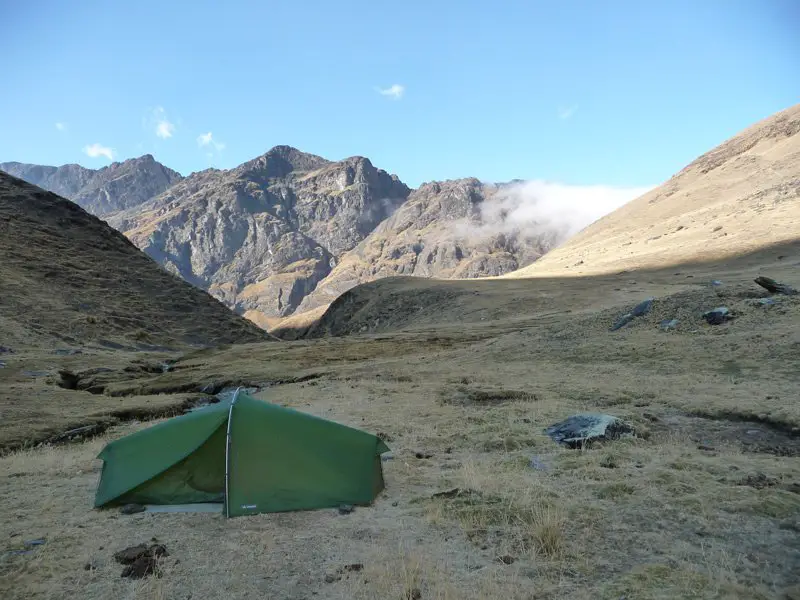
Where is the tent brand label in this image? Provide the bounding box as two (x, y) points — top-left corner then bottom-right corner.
(241, 504), (257, 510)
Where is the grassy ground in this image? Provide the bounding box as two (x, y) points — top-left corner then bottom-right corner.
(1, 242), (799, 599)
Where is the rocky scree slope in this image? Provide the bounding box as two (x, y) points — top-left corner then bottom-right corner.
(0, 172), (266, 348)
(0, 154), (182, 216)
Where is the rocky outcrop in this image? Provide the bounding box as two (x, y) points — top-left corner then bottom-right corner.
(0, 155), (182, 215)
(107, 146), (411, 318)
(297, 178), (557, 313)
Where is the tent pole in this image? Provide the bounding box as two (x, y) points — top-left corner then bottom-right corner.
(224, 386), (243, 519)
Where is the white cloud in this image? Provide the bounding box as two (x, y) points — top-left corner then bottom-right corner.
(55, 122), (67, 132)
(454, 180), (654, 246)
(152, 106), (175, 139)
(378, 84), (405, 100)
(197, 131), (226, 152)
(83, 143), (115, 161)
(557, 105), (578, 120)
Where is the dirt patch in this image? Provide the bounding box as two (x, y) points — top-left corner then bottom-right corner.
(659, 414), (800, 456)
(438, 385), (535, 406)
(113, 542), (168, 579)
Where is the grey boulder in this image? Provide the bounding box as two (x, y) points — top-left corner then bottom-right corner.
(545, 414), (634, 448)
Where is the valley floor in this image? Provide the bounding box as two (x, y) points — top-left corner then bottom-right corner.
(1, 242), (799, 599)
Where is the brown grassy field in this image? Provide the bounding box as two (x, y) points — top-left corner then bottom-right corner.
(2, 239), (799, 599)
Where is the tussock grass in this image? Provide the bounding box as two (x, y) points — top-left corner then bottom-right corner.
(2, 241), (800, 598)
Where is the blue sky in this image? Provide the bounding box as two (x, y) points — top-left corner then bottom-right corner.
(1, 0), (797, 189)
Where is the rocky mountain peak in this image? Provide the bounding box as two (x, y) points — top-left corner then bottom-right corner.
(0, 154), (181, 215)
(237, 146), (331, 180)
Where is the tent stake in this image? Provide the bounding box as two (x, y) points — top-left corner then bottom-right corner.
(224, 386), (243, 519)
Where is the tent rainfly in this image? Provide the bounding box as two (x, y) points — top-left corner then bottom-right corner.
(93, 390), (390, 517)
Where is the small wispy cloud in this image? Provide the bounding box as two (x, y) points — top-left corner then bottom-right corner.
(197, 131), (226, 151)
(377, 84), (405, 100)
(152, 106), (175, 139)
(83, 143), (114, 161)
(557, 105), (578, 120)
(55, 122), (67, 132)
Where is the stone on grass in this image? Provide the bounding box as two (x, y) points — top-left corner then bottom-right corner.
(610, 297), (654, 331)
(702, 307), (733, 325)
(754, 276), (797, 296)
(659, 319), (679, 331)
(545, 414), (634, 448)
(120, 503), (146, 515)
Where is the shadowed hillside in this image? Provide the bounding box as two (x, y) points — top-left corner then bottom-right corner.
(0, 172), (267, 349)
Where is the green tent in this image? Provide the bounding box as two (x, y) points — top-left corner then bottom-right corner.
(94, 391), (390, 517)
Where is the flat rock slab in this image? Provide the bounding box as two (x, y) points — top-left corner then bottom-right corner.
(545, 413), (634, 448)
(610, 297), (654, 331)
(754, 276), (798, 296)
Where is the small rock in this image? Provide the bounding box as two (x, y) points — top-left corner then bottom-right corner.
(631, 298), (654, 316)
(324, 572), (340, 584)
(545, 414), (635, 448)
(24, 538), (46, 547)
(407, 588), (422, 600)
(0, 346), (13, 354)
(702, 307), (733, 325)
(754, 276), (798, 296)
(338, 504), (354, 515)
(610, 313), (635, 331)
(414, 451), (433, 459)
(711, 280), (723, 286)
(697, 444), (716, 452)
(392, 501), (399, 507)
(611, 298), (654, 330)
(659, 319), (679, 331)
(54, 348), (83, 356)
(498, 555), (516, 565)
(756, 297), (776, 306)
(120, 504), (146, 515)
(0, 361), (5, 368)
(381, 453), (395, 462)
(642, 412), (659, 422)
(344, 563), (364, 572)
